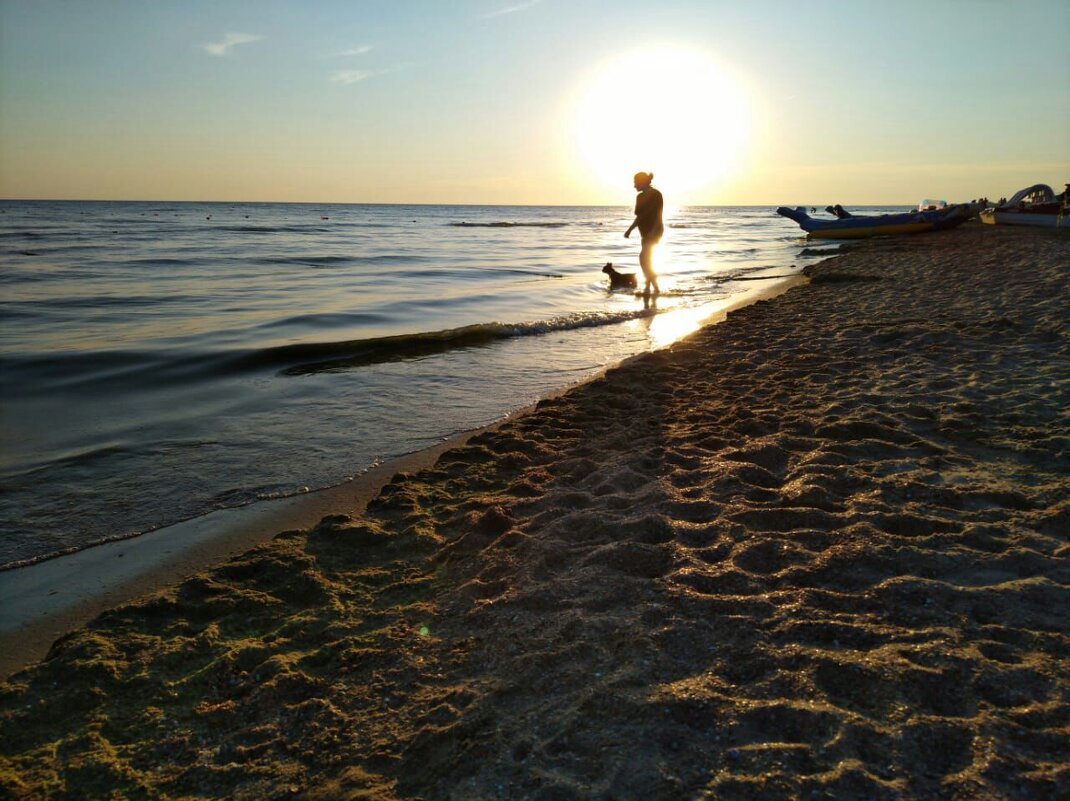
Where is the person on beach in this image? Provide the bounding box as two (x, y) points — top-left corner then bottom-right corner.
(624, 171), (663, 300)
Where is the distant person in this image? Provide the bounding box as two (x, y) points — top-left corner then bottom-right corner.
(624, 171), (663, 299)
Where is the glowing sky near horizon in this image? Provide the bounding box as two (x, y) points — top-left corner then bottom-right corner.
(1, 0), (1067, 205)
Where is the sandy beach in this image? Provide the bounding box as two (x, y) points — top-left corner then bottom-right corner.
(0, 434), (510, 681)
(1, 223), (1067, 799)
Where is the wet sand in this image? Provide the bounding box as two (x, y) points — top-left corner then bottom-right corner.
(0, 435), (496, 680)
(1, 223), (1067, 799)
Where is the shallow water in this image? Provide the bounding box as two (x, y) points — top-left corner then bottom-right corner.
(0, 201), (904, 567)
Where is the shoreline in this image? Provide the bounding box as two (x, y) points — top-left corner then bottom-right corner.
(0, 274), (804, 680)
(4, 223), (1065, 798)
(0, 433), (483, 680)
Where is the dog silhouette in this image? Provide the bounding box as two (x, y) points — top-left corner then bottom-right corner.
(602, 262), (637, 290)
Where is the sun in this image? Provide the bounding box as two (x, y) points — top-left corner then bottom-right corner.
(570, 46), (750, 202)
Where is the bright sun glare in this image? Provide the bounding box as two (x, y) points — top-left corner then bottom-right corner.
(571, 47), (750, 202)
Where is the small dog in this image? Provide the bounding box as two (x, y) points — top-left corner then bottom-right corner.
(602, 262), (637, 290)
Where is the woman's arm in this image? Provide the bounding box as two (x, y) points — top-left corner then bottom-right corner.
(624, 215), (639, 238)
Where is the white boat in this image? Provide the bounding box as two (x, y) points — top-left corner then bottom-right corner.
(980, 183), (1070, 228)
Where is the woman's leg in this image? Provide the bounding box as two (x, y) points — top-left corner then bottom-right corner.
(639, 238), (660, 295)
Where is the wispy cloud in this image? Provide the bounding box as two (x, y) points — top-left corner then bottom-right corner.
(330, 69), (376, 85)
(329, 64), (404, 86)
(201, 32), (263, 56)
(483, 0), (541, 19)
(329, 45), (373, 57)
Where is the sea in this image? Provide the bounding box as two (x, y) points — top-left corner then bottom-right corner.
(0, 201), (903, 570)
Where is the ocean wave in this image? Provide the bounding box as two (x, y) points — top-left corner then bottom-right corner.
(703, 267), (801, 283)
(260, 253), (437, 267)
(481, 267), (565, 278)
(254, 256), (565, 276)
(206, 483), (311, 508)
(253, 311), (391, 331)
(4, 439), (221, 480)
(269, 310), (662, 375)
(0, 230), (45, 240)
(0, 309), (662, 390)
(261, 254), (355, 266)
(122, 257), (194, 267)
(218, 225), (332, 233)
(3, 292), (204, 310)
(0, 272), (52, 286)
(449, 221), (569, 228)
(711, 247), (760, 256)
(0, 475), (306, 571)
(628, 287), (706, 298)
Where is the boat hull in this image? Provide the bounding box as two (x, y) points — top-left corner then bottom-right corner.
(806, 222), (935, 239)
(980, 210), (1069, 228)
(776, 205), (972, 239)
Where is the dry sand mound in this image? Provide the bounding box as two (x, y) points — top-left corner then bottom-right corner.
(2, 224), (1068, 800)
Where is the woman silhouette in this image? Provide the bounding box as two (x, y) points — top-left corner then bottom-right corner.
(624, 171), (663, 299)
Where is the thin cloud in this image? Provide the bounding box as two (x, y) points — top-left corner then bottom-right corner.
(329, 64), (404, 86)
(329, 45), (373, 57)
(201, 32), (263, 56)
(483, 0), (541, 19)
(330, 69), (376, 85)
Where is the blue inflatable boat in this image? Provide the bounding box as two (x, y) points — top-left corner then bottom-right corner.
(776, 202), (975, 239)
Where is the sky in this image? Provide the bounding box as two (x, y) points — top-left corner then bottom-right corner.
(1, 0), (1067, 205)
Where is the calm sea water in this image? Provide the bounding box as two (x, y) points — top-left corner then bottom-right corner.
(0, 201), (903, 568)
